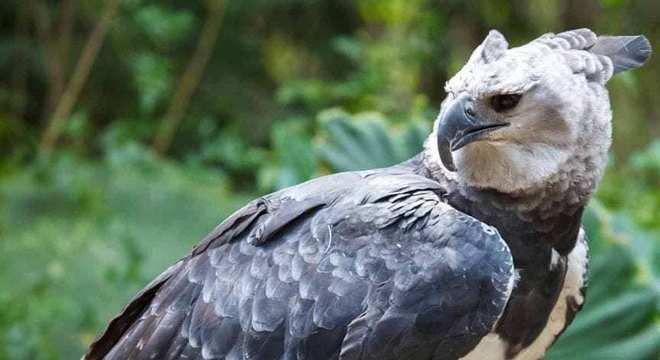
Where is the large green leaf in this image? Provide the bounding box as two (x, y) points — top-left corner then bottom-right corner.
(316, 108), (430, 172)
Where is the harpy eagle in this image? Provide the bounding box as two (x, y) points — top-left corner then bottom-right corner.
(85, 29), (651, 360)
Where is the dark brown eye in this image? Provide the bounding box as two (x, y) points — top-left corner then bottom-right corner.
(491, 94), (522, 112)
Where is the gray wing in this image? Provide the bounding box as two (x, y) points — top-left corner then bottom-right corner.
(85, 167), (514, 360)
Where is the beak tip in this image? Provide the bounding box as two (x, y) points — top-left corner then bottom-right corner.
(436, 136), (458, 172)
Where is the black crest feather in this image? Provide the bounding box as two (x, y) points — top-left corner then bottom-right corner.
(589, 35), (652, 74)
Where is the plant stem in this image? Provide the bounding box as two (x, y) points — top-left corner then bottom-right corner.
(152, 0), (225, 155)
(39, 0), (120, 155)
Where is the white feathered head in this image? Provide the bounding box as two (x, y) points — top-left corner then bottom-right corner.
(432, 29), (651, 193)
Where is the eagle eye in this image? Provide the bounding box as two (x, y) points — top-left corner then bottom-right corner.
(491, 94), (522, 112)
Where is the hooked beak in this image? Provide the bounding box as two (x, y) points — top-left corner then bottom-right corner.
(436, 94), (509, 171)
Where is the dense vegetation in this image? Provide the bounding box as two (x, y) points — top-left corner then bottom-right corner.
(0, 0), (658, 359)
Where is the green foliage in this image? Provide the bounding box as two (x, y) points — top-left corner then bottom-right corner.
(258, 119), (318, 191)
(133, 5), (194, 47)
(130, 52), (173, 114)
(0, 145), (250, 359)
(316, 108), (429, 171)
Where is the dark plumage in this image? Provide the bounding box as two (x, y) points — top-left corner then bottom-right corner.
(87, 161), (513, 360)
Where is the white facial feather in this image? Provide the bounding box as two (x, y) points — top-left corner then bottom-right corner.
(430, 29), (617, 194)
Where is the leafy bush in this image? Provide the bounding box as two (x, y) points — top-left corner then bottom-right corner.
(0, 145), (251, 359)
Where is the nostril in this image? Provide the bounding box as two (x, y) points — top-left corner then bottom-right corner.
(465, 105), (476, 117)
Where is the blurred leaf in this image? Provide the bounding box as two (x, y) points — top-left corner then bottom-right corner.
(0, 152), (252, 358)
(134, 5), (194, 47)
(316, 108), (429, 172)
(130, 52), (173, 114)
(258, 119), (318, 191)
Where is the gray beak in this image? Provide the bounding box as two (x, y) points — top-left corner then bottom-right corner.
(436, 94), (509, 171)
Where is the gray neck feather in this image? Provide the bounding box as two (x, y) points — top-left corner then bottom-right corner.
(420, 130), (606, 257)
(421, 135), (602, 214)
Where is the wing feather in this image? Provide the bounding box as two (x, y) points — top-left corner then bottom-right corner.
(85, 168), (514, 360)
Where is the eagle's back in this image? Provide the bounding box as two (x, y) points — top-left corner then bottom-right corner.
(86, 164), (514, 360)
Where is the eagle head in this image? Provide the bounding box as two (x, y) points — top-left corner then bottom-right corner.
(431, 29), (651, 193)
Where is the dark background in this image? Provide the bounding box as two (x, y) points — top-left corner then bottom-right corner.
(0, 0), (658, 359)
